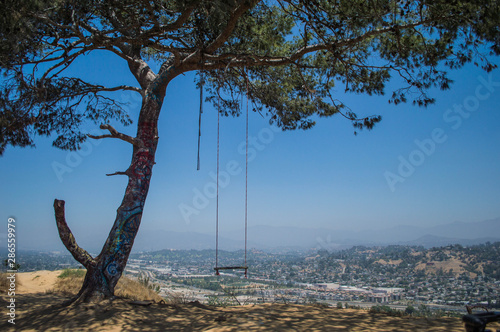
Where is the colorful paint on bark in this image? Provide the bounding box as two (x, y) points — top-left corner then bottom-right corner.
(102, 120), (157, 284)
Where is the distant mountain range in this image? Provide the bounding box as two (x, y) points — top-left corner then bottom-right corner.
(132, 217), (500, 252)
(12, 217), (500, 253)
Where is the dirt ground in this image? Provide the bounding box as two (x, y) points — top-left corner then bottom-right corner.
(1, 271), (496, 331)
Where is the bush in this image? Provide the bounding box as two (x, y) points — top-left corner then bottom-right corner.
(405, 305), (416, 316)
(337, 302), (343, 309)
(138, 273), (161, 293)
(0, 272), (21, 293)
(369, 305), (402, 316)
(57, 268), (86, 279)
(206, 295), (234, 307)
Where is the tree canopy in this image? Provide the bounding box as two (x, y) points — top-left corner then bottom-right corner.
(2, 0), (499, 155)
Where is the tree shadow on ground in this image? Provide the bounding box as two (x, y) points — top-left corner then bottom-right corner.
(2, 294), (494, 331)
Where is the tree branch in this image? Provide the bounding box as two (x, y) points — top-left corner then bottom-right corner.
(199, 17), (445, 71)
(161, 4), (197, 32)
(87, 124), (144, 147)
(106, 171), (129, 177)
(205, 0), (259, 53)
(53, 199), (96, 269)
(336, 18), (439, 49)
(125, 56), (157, 89)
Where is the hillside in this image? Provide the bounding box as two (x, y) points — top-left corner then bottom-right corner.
(317, 242), (500, 280)
(0, 291), (467, 331)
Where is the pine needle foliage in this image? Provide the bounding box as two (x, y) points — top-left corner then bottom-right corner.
(1, 0), (499, 154)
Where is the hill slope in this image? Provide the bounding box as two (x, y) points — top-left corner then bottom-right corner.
(1, 293), (470, 331)
(1, 271), (497, 331)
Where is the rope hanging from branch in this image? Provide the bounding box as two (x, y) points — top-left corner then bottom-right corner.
(197, 72), (204, 171)
(215, 75), (220, 272)
(244, 69), (249, 275)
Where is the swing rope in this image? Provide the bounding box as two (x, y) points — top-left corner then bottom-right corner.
(215, 70), (249, 278)
(215, 82), (220, 272)
(244, 70), (249, 275)
(197, 72), (204, 171)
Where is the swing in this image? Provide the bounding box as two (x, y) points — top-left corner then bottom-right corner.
(212, 71), (250, 278)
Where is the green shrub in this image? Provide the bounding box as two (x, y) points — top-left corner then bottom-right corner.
(207, 295), (235, 307)
(369, 305), (402, 316)
(138, 273), (161, 293)
(57, 268), (86, 279)
(405, 305), (416, 316)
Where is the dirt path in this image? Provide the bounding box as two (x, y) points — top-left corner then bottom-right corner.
(16, 270), (62, 294)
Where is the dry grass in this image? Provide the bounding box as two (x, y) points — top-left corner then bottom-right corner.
(48, 273), (83, 296)
(415, 258), (473, 276)
(0, 272), (21, 293)
(374, 259), (403, 266)
(115, 276), (163, 302)
(47, 269), (163, 302)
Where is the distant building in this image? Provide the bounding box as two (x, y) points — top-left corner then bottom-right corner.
(368, 294), (390, 303)
(367, 288), (403, 303)
(315, 283), (340, 290)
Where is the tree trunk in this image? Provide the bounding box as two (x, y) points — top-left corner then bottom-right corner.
(54, 87), (164, 304)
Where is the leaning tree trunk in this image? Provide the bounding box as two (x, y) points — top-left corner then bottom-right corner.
(54, 73), (168, 303)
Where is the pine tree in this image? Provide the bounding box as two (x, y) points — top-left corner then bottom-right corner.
(1, 0), (499, 303)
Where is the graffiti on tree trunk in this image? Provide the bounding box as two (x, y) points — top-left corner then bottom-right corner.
(103, 120), (157, 281)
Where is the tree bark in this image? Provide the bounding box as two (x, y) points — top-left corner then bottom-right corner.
(54, 66), (172, 303)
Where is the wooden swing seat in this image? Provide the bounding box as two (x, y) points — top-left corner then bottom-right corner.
(214, 266), (248, 271)
(214, 266), (248, 276)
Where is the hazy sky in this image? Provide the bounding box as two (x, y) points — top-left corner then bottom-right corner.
(1, 50), (500, 252)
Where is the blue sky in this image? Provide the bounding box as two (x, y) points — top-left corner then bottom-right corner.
(1, 50), (500, 252)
